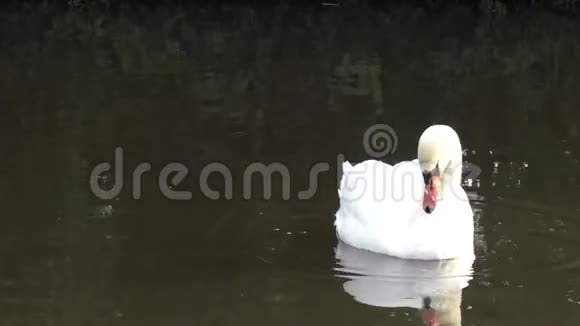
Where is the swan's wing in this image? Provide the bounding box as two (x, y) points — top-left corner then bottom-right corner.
(338, 159), (395, 202)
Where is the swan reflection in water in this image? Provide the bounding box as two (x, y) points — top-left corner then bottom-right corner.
(334, 241), (474, 325)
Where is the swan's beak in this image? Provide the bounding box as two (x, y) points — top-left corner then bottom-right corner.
(423, 174), (440, 214)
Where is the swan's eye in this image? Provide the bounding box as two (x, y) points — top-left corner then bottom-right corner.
(423, 172), (431, 185)
(432, 163), (440, 177)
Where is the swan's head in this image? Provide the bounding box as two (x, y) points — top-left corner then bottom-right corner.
(417, 125), (463, 214)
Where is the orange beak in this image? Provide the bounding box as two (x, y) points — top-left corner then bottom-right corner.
(423, 175), (440, 214)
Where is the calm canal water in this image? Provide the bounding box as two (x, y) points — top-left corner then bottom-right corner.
(1, 3), (580, 325)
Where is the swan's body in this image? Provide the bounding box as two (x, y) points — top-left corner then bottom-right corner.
(335, 125), (474, 260)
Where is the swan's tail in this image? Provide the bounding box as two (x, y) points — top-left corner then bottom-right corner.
(338, 160), (354, 198)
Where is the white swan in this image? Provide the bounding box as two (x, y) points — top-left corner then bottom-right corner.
(335, 125), (474, 260)
(335, 241), (472, 325)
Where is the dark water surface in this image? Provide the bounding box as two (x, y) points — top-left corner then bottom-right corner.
(1, 3), (580, 325)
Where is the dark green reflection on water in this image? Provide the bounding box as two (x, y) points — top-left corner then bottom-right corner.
(1, 3), (580, 325)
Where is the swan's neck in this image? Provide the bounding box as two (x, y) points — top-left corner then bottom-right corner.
(446, 166), (462, 184)
(440, 163), (463, 196)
